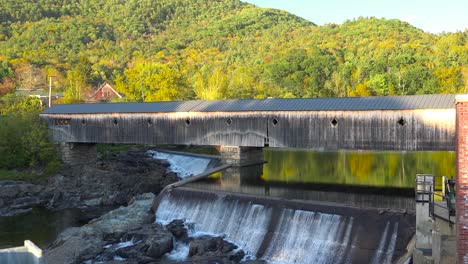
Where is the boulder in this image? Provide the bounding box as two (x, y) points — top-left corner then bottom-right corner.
(145, 226), (174, 259)
(44, 193), (157, 264)
(188, 236), (244, 261)
(166, 219), (189, 243)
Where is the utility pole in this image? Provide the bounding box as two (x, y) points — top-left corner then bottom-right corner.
(48, 75), (54, 107)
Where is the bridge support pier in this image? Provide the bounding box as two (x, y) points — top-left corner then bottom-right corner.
(220, 164), (264, 187)
(58, 142), (97, 166)
(218, 146), (263, 166)
(456, 95), (468, 264)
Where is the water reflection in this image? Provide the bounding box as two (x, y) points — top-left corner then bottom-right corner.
(187, 149), (455, 210)
(0, 206), (112, 250)
(263, 149), (455, 188)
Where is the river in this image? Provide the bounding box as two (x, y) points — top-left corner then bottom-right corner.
(0, 148), (455, 252)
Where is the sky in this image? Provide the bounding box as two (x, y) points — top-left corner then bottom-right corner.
(242, 0), (467, 34)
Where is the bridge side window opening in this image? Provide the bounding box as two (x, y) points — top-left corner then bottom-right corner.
(330, 118), (338, 127)
(272, 118), (279, 126)
(55, 118), (71, 126)
(397, 117), (407, 126)
(185, 118), (191, 126)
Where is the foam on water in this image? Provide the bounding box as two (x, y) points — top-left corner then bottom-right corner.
(155, 191), (407, 263)
(263, 209), (354, 264)
(155, 193), (272, 256)
(162, 242), (190, 261)
(147, 150), (212, 178)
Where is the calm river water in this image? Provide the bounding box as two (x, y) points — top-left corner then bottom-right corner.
(262, 149), (455, 188)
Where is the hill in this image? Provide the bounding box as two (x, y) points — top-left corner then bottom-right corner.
(0, 0), (466, 101)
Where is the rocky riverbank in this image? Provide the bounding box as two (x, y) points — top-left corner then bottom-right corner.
(0, 150), (178, 217)
(43, 193), (264, 264)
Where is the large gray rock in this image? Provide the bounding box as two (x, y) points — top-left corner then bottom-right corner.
(188, 236), (244, 262)
(43, 193), (156, 264)
(0, 181), (46, 216)
(145, 228), (174, 259)
(166, 219), (189, 243)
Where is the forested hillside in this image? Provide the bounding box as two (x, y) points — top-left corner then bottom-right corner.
(0, 0), (466, 101)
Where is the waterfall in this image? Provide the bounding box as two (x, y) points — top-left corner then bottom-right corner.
(263, 210), (354, 264)
(154, 189), (410, 263)
(148, 150), (213, 178)
(370, 222), (400, 264)
(155, 193), (272, 255)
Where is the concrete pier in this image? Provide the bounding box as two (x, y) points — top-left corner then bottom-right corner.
(219, 146), (263, 166)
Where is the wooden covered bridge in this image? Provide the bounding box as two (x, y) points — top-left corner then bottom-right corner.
(40, 94), (456, 151)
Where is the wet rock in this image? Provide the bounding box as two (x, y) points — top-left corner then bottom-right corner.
(166, 219), (189, 243)
(0, 181), (42, 199)
(188, 236), (244, 261)
(43, 150), (178, 211)
(0, 207), (32, 217)
(83, 197), (102, 207)
(43, 193), (156, 264)
(10, 196), (41, 209)
(145, 230), (174, 259)
(243, 260), (267, 264)
(104, 191), (130, 206)
(115, 244), (142, 259)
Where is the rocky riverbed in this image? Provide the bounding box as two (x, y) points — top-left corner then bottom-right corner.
(43, 193), (263, 264)
(0, 150), (179, 217)
(1, 149), (265, 263)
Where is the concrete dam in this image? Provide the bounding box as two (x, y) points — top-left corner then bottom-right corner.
(153, 187), (415, 264)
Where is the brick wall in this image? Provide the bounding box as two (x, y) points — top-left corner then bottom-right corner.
(58, 142), (97, 166)
(456, 95), (468, 264)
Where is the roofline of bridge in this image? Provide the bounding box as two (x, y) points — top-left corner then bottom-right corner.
(41, 94), (459, 115)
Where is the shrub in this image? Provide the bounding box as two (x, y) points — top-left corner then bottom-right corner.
(0, 96), (60, 174)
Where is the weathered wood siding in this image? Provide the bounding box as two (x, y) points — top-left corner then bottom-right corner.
(41, 108), (456, 151)
(41, 112), (267, 147)
(267, 109), (456, 150)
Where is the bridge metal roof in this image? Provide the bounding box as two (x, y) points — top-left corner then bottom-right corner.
(41, 94), (457, 114)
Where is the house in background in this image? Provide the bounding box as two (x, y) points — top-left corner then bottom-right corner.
(87, 82), (124, 103)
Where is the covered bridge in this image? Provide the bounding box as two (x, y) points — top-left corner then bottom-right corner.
(40, 94), (456, 151)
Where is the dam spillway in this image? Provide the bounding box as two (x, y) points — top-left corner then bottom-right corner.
(153, 187), (415, 264)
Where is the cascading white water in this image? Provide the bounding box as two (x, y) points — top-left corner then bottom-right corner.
(155, 193), (272, 256)
(148, 150), (212, 178)
(155, 192), (405, 263)
(370, 222), (399, 264)
(263, 209), (354, 264)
